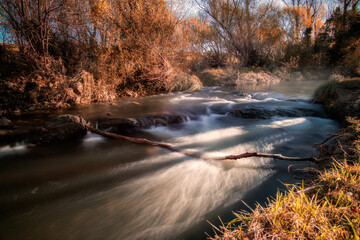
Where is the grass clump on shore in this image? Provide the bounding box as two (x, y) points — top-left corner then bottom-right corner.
(313, 78), (360, 105)
(210, 118), (360, 240)
(170, 73), (203, 92)
(312, 78), (360, 124)
(312, 80), (342, 104)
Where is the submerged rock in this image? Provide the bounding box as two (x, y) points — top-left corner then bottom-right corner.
(31, 114), (89, 144)
(230, 106), (325, 119)
(0, 117), (11, 128)
(5, 113), (189, 145)
(97, 114), (191, 134)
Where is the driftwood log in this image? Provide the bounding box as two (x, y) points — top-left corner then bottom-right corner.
(87, 126), (316, 162)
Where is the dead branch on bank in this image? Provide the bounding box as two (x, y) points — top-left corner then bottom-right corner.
(87, 126), (316, 162)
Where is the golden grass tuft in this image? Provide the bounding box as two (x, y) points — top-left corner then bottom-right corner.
(312, 80), (342, 104)
(211, 164), (360, 239)
(313, 78), (360, 104)
(193, 68), (230, 86)
(170, 73), (203, 92)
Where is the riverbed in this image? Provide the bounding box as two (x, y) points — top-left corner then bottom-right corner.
(0, 80), (338, 240)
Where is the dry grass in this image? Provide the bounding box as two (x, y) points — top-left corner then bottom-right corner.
(313, 78), (360, 104)
(312, 80), (342, 104)
(193, 68), (231, 86)
(210, 119), (360, 240)
(194, 68), (281, 87)
(170, 73), (203, 92)
(312, 79), (360, 123)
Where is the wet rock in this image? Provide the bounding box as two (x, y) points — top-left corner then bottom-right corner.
(31, 114), (89, 144)
(231, 107), (275, 119)
(14, 109), (21, 115)
(230, 106), (325, 119)
(0, 117), (11, 128)
(97, 114), (191, 134)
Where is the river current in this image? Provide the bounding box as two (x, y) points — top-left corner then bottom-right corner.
(0, 80), (338, 240)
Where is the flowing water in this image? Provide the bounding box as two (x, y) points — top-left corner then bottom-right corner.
(0, 80), (338, 240)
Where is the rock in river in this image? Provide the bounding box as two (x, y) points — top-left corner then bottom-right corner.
(0, 117), (11, 128)
(31, 115), (89, 144)
(230, 106), (325, 119)
(97, 114), (191, 134)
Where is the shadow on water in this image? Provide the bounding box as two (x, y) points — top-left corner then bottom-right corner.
(0, 141), (191, 217)
(182, 169), (300, 240)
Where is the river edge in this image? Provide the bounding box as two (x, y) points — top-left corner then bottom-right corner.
(0, 68), (282, 146)
(0, 75), (328, 147)
(212, 79), (360, 239)
(0, 67), (334, 129)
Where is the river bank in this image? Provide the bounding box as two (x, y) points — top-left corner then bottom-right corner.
(0, 67), (315, 136)
(0, 70), (202, 116)
(213, 79), (360, 239)
(193, 67), (333, 87)
(0, 66), (334, 117)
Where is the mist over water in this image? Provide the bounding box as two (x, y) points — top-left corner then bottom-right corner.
(0, 81), (338, 240)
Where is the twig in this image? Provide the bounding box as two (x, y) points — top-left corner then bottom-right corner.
(206, 152), (315, 161)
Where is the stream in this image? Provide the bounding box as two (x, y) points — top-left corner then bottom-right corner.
(0, 80), (338, 240)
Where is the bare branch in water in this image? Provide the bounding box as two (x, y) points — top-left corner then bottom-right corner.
(87, 126), (316, 162)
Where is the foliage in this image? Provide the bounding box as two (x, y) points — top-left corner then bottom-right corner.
(0, 0), (359, 109)
(195, 0), (285, 67)
(0, 0), (197, 106)
(193, 0), (360, 75)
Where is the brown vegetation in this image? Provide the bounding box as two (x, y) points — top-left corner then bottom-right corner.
(0, 0), (359, 113)
(313, 78), (360, 124)
(192, 0), (360, 76)
(0, 0), (201, 112)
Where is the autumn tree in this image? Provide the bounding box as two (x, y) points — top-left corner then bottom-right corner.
(196, 0), (284, 67)
(321, 0), (360, 74)
(0, 0), (195, 94)
(0, 0), (67, 60)
(185, 16), (227, 69)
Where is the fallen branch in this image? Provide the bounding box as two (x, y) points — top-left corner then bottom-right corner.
(87, 126), (316, 162)
(209, 153), (315, 162)
(314, 133), (339, 146)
